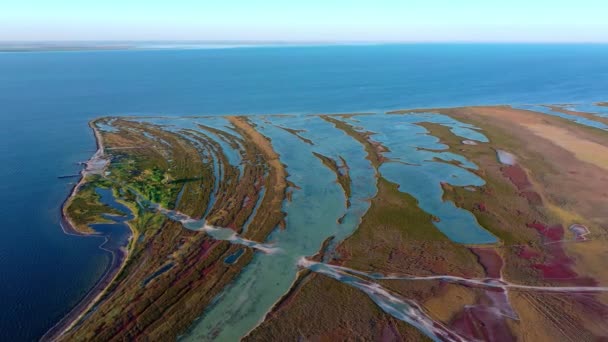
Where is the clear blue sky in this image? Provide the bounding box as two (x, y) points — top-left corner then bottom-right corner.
(2, 0), (607, 42)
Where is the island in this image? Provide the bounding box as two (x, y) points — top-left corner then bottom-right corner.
(47, 104), (608, 341)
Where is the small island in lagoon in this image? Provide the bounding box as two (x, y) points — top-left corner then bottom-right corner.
(49, 104), (608, 341)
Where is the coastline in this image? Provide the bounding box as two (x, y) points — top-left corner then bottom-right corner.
(58, 120), (106, 235)
(42, 120), (133, 341)
(42, 105), (608, 340)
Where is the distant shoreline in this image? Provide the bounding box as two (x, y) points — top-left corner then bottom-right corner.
(0, 41), (380, 53)
(3, 41), (607, 53)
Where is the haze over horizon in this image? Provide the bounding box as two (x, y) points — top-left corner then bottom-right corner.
(2, 0), (608, 43)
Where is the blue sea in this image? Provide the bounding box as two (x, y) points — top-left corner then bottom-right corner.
(1, 44), (607, 341)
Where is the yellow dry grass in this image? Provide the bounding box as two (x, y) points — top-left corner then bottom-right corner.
(522, 123), (608, 171)
(423, 284), (477, 322)
(565, 240), (608, 285)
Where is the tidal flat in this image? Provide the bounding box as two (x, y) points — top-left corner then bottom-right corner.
(54, 104), (608, 341)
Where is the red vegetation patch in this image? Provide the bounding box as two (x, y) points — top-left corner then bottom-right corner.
(450, 248), (515, 341)
(520, 191), (542, 205)
(451, 305), (515, 342)
(500, 164), (544, 205)
(532, 243), (597, 286)
(533, 264), (576, 280)
(470, 247), (503, 279)
(475, 202), (487, 212)
(527, 222), (563, 242)
(501, 165), (531, 190)
(525, 222), (597, 286)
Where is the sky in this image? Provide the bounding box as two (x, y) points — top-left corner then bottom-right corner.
(1, 0), (608, 42)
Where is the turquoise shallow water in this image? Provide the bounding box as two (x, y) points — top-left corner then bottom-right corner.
(114, 112), (493, 340)
(178, 115), (377, 340)
(352, 113), (496, 244)
(129, 100), (608, 339)
(515, 104), (608, 130)
(2, 44), (608, 340)
(169, 112), (497, 340)
(180, 118), (352, 340)
(133, 108), (594, 339)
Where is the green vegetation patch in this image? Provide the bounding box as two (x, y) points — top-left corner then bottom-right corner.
(65, 175), (125, 233)
(340, 177), (481, 276)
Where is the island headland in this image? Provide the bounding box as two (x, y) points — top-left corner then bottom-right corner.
(51, 103), (608, 341)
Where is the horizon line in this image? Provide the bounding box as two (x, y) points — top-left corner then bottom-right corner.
(2, 39), (608, 44)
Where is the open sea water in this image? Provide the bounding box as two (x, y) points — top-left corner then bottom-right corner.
(1, 43), (607, 341)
